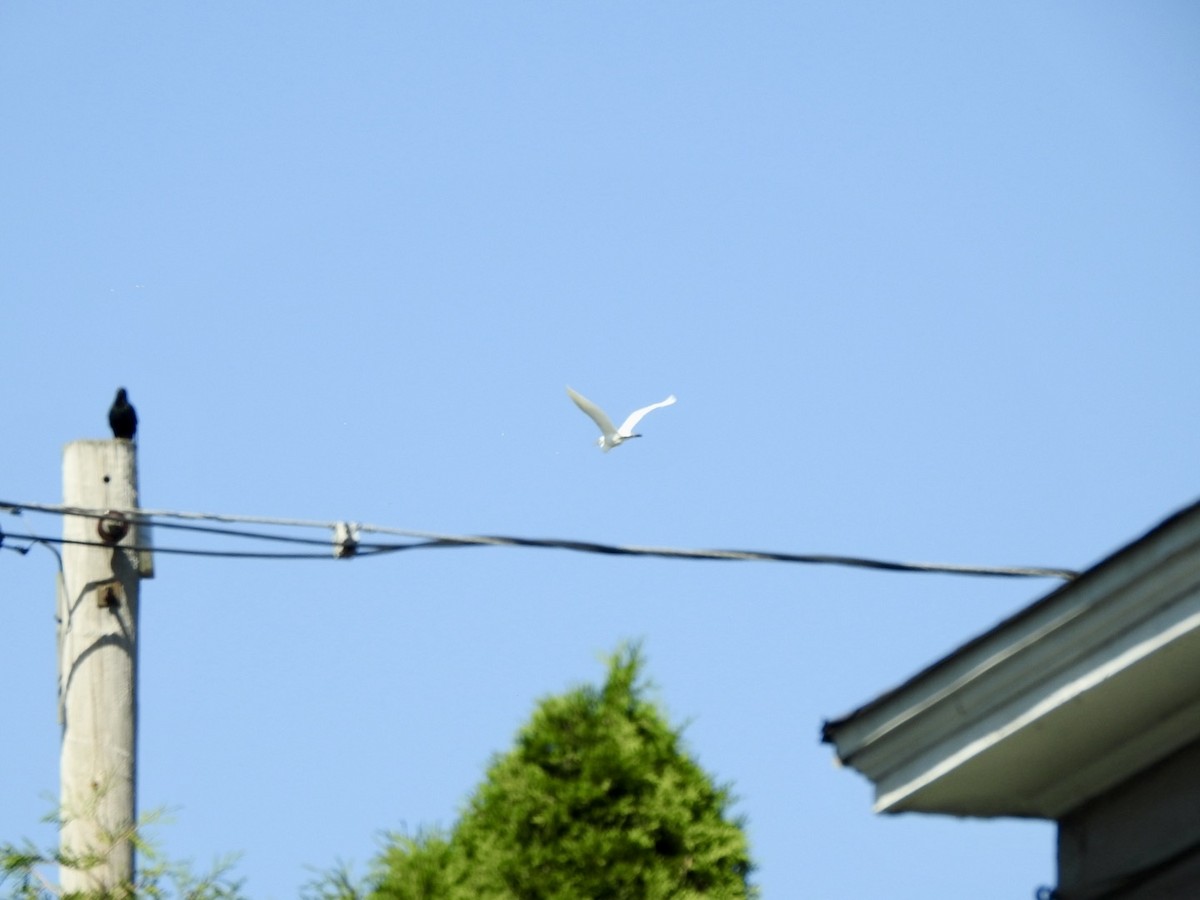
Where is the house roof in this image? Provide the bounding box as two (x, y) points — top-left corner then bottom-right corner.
(821, 499), (1200, 820)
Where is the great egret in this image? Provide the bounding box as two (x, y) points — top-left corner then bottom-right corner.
(566, 386), (676, 452)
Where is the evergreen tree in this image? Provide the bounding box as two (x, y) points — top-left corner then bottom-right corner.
(372, 645), (756, 900)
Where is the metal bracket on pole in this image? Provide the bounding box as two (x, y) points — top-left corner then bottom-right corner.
(97, 510), (130, 545)
(97, 580), (125, 609)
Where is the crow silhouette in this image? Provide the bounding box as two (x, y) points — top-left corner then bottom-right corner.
(108, 388), (138, 439)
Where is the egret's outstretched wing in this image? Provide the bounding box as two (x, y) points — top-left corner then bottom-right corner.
(617, 394), (676, 437)
(567, 386), (617, 438)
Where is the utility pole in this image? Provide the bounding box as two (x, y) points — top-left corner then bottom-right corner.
(59, 438), (150, 893)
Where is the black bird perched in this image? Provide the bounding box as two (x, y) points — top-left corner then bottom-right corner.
(108, 388), (138, 439)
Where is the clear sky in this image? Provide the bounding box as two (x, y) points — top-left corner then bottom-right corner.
(2, 3), (1198, 897)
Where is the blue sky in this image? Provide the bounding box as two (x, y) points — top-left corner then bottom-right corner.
(2, 3), (1198, 897)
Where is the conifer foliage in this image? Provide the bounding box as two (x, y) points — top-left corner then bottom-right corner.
(372, 645), (756, 899)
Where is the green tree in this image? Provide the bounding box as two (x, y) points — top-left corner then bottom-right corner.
(0, 807), (246, 900)
(370, 644), (756, 900)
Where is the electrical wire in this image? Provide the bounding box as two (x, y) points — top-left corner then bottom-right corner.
(0, 499), (1079, 580)
(0, 529), (431, 560)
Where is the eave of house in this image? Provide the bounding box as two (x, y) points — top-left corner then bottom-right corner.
(821, 499), (1200, 820)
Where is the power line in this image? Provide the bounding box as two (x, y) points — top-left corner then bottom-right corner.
(0, 500), (1079, 580)
(0, 530), (423, 560)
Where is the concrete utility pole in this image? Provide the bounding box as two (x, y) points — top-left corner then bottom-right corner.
(59, 438), (150, 893)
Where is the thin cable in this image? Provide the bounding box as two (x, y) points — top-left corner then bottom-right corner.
(365, 532), (1077, 579)
(3, 503), (356, 550)
(0, 530), (332, 559)
(0, 530), (434, 560)
(0, 500), (1079, 579)
(3, 500), (356, 532)
(136, 518), (338, 547)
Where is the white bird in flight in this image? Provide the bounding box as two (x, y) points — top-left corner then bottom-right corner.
(567, 386), (677, 452)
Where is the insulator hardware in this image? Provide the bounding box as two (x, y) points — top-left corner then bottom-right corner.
(97, 510), (130, 545)
(333, 522), (360, 559)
